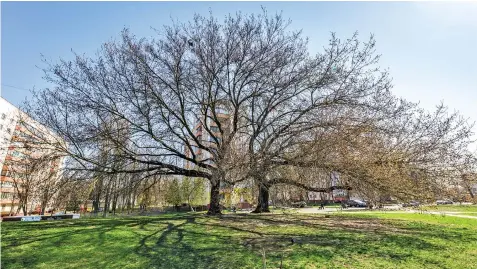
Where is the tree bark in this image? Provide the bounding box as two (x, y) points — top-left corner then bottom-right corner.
(21, 205), (27, 216)
(207, 180), (222, 215)
(111, 192), (118, 215)
(93, 178), (103, 214)
(103, 191), (110, 218)
(252, 183), (271, 213)
(103, 178), (112, 217)
(466, 186), (475, 199)
(131, 187), (137, 212)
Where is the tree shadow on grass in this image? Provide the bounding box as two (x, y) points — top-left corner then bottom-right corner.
(133, 218), (247, 268)
(2, 213), (475, 269)
(2, 220), (129, 268)
(130, 214), (457, 269)
(149, 213), (477, 268)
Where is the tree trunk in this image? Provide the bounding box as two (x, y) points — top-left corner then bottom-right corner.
(207, 180), (222, 215)
(103, 192), (110, 218)
(103, 178), (112, 217)
(111, 176), (118, 215)
(93, 200), (99, 214)
(83, 201), (88, 214)
(9, 205), (14, 216)
(11, 195), (18, 216)
(467, 186), (475, 199)
(111, 193), (118, 215)
(21, 204), (27, 216)
(189, 198), (195, 212)
(252, 183), (271, 213)
(93, 178), (103, 214)
(131, 187), (137, 212)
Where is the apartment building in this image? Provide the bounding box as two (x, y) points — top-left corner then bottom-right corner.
(1, 97), (64, 216)
(0, 97), (21, 215)
(183, 105), (254, 206)
(184, 107), (229, 170)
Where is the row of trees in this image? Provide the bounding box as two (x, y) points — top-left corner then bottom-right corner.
(49, 173), (207, 216)
(6, 153), (63, 216)
(21, 10), (475, 215)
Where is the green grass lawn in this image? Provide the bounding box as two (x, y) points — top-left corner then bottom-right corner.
(2, 212), (477, 269)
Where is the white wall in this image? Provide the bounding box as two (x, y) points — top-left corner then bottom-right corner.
(0, 97), (20, 165)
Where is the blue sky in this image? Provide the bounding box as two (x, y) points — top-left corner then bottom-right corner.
(2, 2), (476, 140)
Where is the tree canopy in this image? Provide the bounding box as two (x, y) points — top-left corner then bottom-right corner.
(25, 10), (475, 215)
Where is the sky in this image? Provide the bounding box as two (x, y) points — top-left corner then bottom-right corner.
(1, 1), (477, 143)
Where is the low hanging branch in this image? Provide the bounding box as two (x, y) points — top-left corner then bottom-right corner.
(267, 178), (352, 192)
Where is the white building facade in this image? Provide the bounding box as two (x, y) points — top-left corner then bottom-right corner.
(1, 97), (65, 216)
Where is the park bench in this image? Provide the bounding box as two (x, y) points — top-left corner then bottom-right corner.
(1, 214), (80, 222)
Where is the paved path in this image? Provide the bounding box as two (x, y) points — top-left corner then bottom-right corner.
(295, 207), (477, 219)
(406, 210), (477, 219)
(296, 207), (367, 214)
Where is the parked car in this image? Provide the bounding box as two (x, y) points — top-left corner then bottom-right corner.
(436, 200), (453, 205)
(346, 199), (367, 208)
(28, 209), (41, 215)
(291, 201), (307, 208)
(402, 201), (420, 207)
(235, 202), (253, 210)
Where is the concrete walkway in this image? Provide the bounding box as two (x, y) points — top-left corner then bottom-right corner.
(406, 210), (477, 219)
(296, 207), (368, 214)
(295, 206), (477, 219)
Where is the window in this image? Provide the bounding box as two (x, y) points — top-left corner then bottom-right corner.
(6, 128), (11, 134)
(208, 136), (222, 143)
(11, 151), (24, 158)
(210, 126), (219, 133)
(1, 192), (13, 199)
(0, 124), (3, 130)
(1, 113), (6, 120)
(1, 181), (14, 188)
(209, 148), (218, 155)
(216, 107), (228, 114)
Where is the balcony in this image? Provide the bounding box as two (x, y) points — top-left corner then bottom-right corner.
(0, 198), (19, 204)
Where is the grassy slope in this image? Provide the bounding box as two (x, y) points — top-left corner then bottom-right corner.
(2, 212), (476, 269)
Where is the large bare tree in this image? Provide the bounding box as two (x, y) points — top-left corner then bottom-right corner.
(25, 10), (474, 215)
